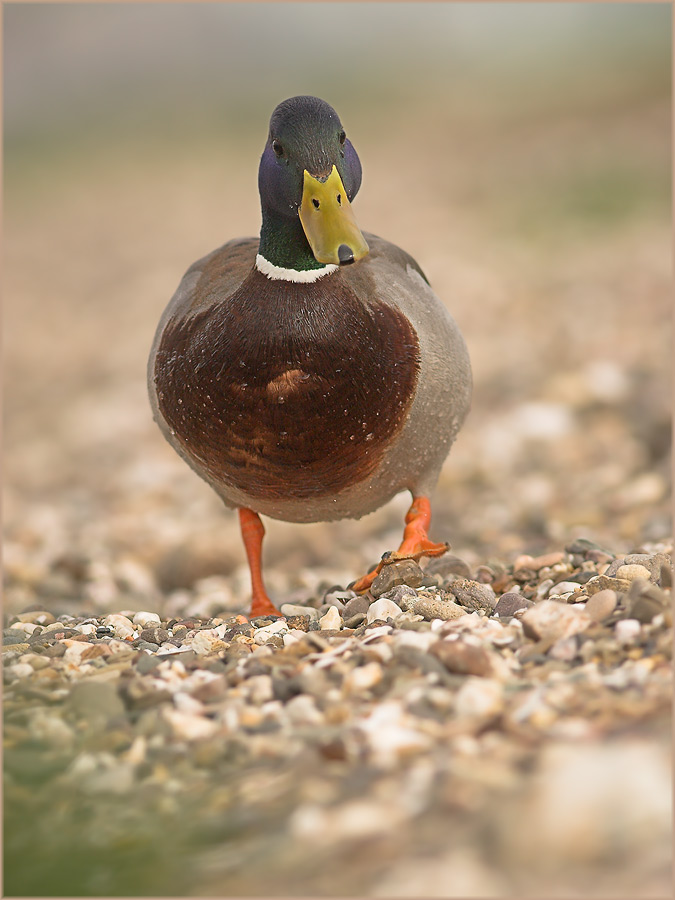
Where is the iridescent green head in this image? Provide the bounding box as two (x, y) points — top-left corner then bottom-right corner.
(258, 96), (369, 271)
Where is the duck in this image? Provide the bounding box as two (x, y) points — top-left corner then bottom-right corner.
(148, 95), (472, 618)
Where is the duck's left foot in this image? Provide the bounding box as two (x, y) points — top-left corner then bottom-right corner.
(350, 495), (449, 593)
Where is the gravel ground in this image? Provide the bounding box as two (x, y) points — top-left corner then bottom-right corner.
(4, 540), (672, 897)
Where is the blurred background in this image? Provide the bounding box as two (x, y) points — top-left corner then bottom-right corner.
(5, 2), (671, 613)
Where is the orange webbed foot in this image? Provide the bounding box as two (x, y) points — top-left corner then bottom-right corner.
(350, 495), (449, 594)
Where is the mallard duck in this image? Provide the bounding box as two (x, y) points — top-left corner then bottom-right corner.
(149, 96), (472, 617)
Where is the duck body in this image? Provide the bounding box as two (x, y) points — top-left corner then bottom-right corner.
(149, 95), (471, 614)
(149, 232), (471, 523)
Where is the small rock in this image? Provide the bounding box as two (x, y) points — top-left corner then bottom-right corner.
(448, 579), (496, 612)
(163, 708), (219, 741)
(285, 694), (324, 725)
(319, 606), (343, 630)
(531, 551), (566, 570)
(494, 592), (533, 617)
(344, 661), (383, 693)
(406, 595), (467, 622)
(424, 555), (472, 579)
(342, 594), (371, 619)
(430, 638), (494, 677)
(5, 663), (34, 680)
(62, 640), (96, 663)
(190, 629), (228, 655)
(370, 559), (425, 598)
(366, 597), (402, 624)
(102, 614), (135, 640)
(132, 611), (162, 628)
(614, 619), (641, 643)
(616, 564), (652, 583)
(584, 589), (618, 622)
(15, 611), (56, 626)
(280, 603), (320, 621)
(139, 627), (170, 645)
(67, 681), (126, 720)
(548, 635), (578, 661)
(380, 585), (419, 606)
(628, 580), (667, 624)
(521, 600), (591, 642)
(454, 677), (503, 718)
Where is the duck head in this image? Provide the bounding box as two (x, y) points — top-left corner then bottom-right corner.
(258, 96), (369, 271)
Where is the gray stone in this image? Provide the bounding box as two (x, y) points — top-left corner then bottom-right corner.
(342, 595), (371, 618)
(370, 559), (425, 598)
(423, 554), (472, 579)
(494, 592), (533, 617)
(448, 579), (497, 612)
(67, 681), (126, 720)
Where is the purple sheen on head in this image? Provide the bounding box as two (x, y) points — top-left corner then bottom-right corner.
(342, 139), (362, 201)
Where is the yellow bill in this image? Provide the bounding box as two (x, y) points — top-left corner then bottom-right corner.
(299, 165), (369, 266)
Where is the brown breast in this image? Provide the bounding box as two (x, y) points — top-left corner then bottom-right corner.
(153, 265), (420, 501)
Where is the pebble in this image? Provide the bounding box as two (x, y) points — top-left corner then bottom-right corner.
(404, 594), (467, 622)
(448, 579), (497, 612)
(454, 677), (504, 718)
(615, 564), (652, 582)
(344, 661), (383, 693)
(190, 629), (228, 654)
(102, 614), (135, 640)
(521, 601), (591, 642)
(319, 606), (343, 630)
(370, 559), (425, 598)
(424, 554), (472, 579)
(366, 597), (403, 624)
(494, 592), (532, 617)
(280, 603), (320, 621)
(132, 611), (162, 628)
(584, 589), (618, 622)
(614, 619), (641, 643)
(430, 638), (494, 677)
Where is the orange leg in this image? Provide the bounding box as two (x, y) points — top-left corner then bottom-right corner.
(351, 495), (448, 593)
(238, 508), (281, 618)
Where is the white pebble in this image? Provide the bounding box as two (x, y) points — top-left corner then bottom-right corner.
(344, 661), (383, 693)
(190, 629), (226, 655)
(615, 618), (641, 642)
(366, 598), (402, 624)
(253, 619), (288, 644)
(5, 663), (34, 680)
(102, 614), (135, 640)
(132, 611), (162, 628)
(454, 677), (504, 718)
(63, 641), (95, 663)
(285, 694), (324, 725)
(319, 606), (342, 630)
(8, 621), (38, 635)
(393, 630), (438, 652)
(76, 623), (97, 636)
(163, 708), (218, 742)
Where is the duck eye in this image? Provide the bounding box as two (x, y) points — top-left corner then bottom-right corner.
(339, 131), (346, 145)
(272, 140), (284, 157)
